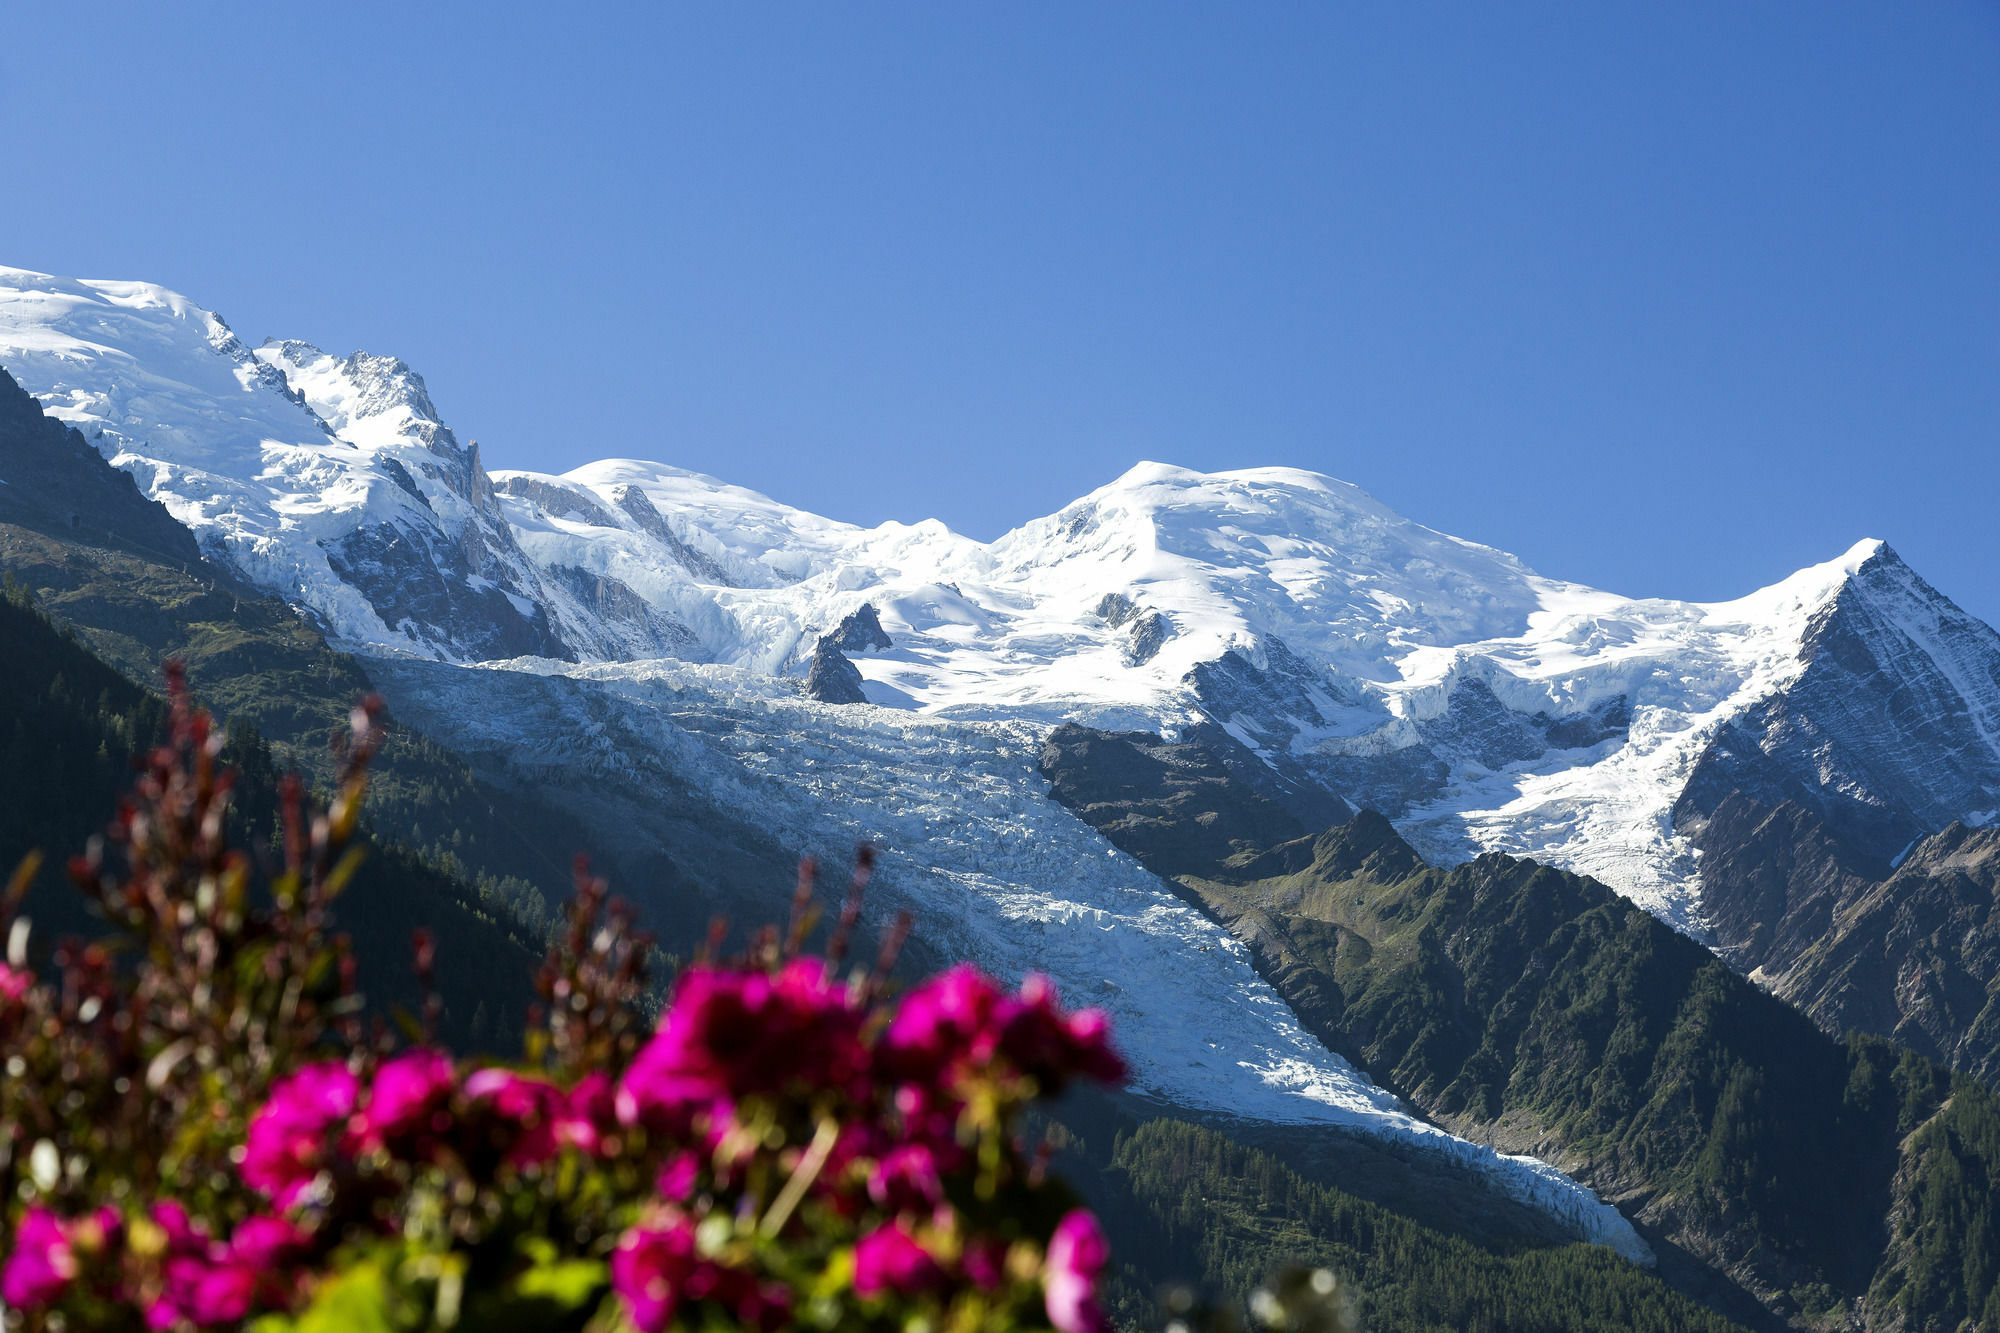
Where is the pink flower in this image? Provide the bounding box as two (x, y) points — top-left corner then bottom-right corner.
(224, 1215), (308, 1270)
(881, 965), (1004, 1079)
(465, 1068), (566, 1166)
(357, 1049), (456, 1156)
(617, 960), (864, 1129)
(558, 1071), (619, 1155)
(148, 1214), (305, 1329)
(3, 1207), (79, 1308)
(1044, 1209), (1112, 1333)
(611, 1218), (701, 1333)
(853, 1221), (945, 1298)
(0, 962), (31, 1004)
(867, 1144), (944, 1213)
(996, 975), (1127, 1092)
(147, 1201), (207, 1255)
(655, 1151), (702, 1201)
(187, 1261), (259, 1325)
(963, 1234), (1009, 1291)
(242, 1061), (358, 1206)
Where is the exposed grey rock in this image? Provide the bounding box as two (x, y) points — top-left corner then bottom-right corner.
(1125, 611), (1171, 666)
(614, 485), (735, 585)
(1676, 543), (2000, 864)
(1189, 638), (1632, 816)
(322, 522), (568, 662)
(826, 603), (892, 653)
(1096, 592), (1138, 628)
(544, 564), (702, 659)
(803, 640), (868, 704)
(495, 475), (621, 529)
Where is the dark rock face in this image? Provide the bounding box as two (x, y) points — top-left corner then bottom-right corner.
(1124, 612), (1171, 666)
(1095, 591), (1138, 628)
(1092, 593), (1172, 665)
(544, 564), (701, 659)
(613, 485), (734, 585)
(1677, 544), (2000, 866)
(323, 523), (567, 662)
(494, 475), (621, 529)
(0, 365), (200, 565)
(826, 603), (892, 653)
(1188, 638), (1630, 817)
(1688, 790), (2000, 1084)
(803, 641), (868, 704)
(1038, 722), (1350, 879)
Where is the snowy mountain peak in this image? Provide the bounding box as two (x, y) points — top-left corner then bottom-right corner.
(1, 262), (1994, 933)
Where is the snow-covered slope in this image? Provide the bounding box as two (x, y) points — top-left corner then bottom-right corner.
(0, 269), (570, 660)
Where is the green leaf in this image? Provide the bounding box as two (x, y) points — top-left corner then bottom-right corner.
(286, 1261), (404, 1333)
(514, 1256), (609, 1308)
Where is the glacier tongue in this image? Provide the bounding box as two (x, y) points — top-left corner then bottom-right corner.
(361, 650), (1652, 1264)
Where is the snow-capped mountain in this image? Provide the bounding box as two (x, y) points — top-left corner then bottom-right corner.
(7, 263), (1999, 927)
(7, 263), (2000, 1260)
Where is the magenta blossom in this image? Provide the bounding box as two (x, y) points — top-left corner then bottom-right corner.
(997, 975), (1128, 1093)
(1044, 1209), (1112, 1333)
(1, 1206), (118, 1310)
(617, 959), (864, 1128)
(881, 964), (1003, 1080)
(868, 1144), (945, 1213)
(610, 1217), (701, 1333)
(465, 1068), (567, 1166)
(225, 1215), (309, 1270)
(963, 1234), (1009, 1292)
(241, 1061), (359, 1206)
(357, 1049), (456, 1156)
(853, 1221), (946, 1299)
(558, 1071), (619, 1155)
(655, 1151), (702, 1201)
(151, 1213), (307, 1330)
(0, 961), (31, 1004)
(3, 1207), (80, 1309)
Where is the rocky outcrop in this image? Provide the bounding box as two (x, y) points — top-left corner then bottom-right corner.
(321, 522), (567, 662)
(494, 475), (622, 529)
(803, 640), (868, 705)
(613, 485), (734, 585)
(825, 603), (892, 653)
(1677, 544), (2000, 866)
(1187, 638), (1633, 818)
(1688, 792), (2000, 1084)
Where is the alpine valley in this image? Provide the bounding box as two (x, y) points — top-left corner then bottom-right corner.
(4, 265), (1999, 1333)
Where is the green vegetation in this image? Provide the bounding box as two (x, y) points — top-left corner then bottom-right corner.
(1868, 1073), (2000, 1330)
(1164, 814), (2000, 1328)
(0, 521), (589, 929)
(1092, 1117), (1751, 1333)
(0, 576), (536, 1052)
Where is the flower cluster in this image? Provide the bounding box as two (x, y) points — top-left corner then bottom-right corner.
(0, 669), (1133, 1332)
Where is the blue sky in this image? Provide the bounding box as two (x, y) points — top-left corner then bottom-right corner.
(3, 5), (1996, 620)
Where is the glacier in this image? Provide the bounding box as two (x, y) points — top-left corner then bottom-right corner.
(9, 262), (2000, 1259)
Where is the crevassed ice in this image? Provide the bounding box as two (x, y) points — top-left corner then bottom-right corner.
(363, 651), (1653, 1264)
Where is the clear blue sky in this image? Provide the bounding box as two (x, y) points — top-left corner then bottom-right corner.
(4, 5), (1996, 621)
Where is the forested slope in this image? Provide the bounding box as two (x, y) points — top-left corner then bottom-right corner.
(1045, 724), (2000, 1331)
